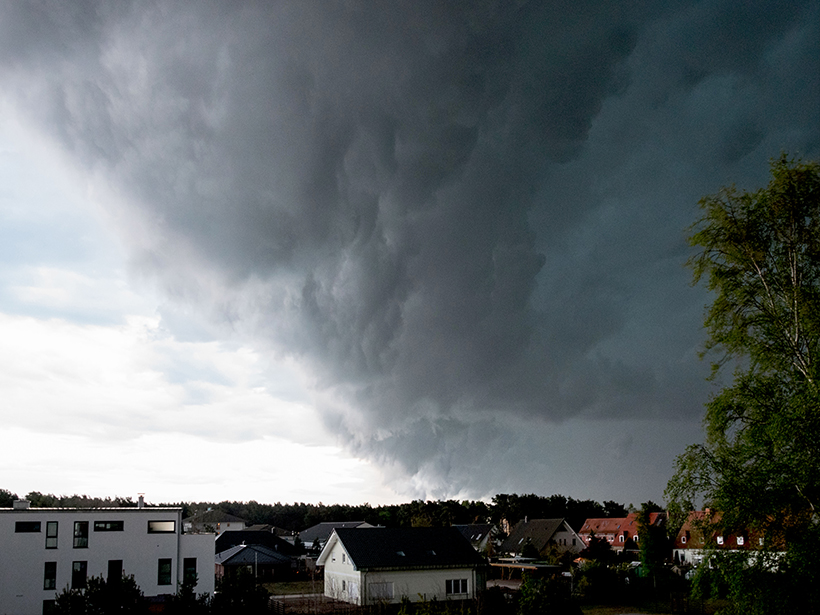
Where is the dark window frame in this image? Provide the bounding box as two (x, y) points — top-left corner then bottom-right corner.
(147, 520), (176, 534)
(44, 561), (57, 590)
(71, 561), (87, 589)
(73, 521), (89, 548)
(108, 559), (123, 583)
(46, 521), (58, 549)
(158, 558), (173, 585)
(14, 521), (41, 533)
(445, 579), (468, 595)
(94, 521), (124, 532)
(183, 558), (197, 585)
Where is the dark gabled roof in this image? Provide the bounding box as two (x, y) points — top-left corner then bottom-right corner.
(215, 544), (292, 567)
(454, 524), (493, 544)
(499, 519), (566, 555)
(215, 530), (298, 556)
(299, 521), (369, 544)
(332, 527), (486, 571)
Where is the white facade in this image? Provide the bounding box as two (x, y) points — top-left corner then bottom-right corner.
(0, 503), (214, 615)
(321, 538), (480, 606)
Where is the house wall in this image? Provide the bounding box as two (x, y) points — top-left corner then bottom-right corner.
(322, 539), (480, 606)
(552, 524), (583, 553)
(0, 507), (214, 615)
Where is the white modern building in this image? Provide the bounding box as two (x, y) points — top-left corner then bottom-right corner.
(0, 499), (214, 615)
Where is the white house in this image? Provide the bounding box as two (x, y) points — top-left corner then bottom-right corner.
(0, 499), (214, 615)
(182, 509), (247, 536)
(317, 527), (487, 606)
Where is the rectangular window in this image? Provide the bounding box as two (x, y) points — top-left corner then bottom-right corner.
(94, 521), (124, 532)
(15, 521), (41, 533)
(46, 522), (58, 549)
(737, 536), (745, 546)
(72, 561), (87, 589)
(73, 522), (89, 548)
(108, 560), (123, 583)
(446, 579), (468, 595)
(716, 536), (724, 545)
(148, 520), (176, 534)
(158, 559), (172, 585)
(44, 562), (57, 590)
(183, 558), (197, 585)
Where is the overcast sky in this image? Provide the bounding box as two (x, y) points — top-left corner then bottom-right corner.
(0, 1), (817, 507)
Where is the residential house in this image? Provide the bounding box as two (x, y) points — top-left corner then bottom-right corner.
(454, 524), (494, 555)
(299, 521), (373, 552)
(672, 511), (775, 567)
(498, 518), (584, 557)
(182, 510), (247, 536)
(0, 499), (214, 615)
(215, 544), (293, 581)
(579, 512), (665, 553)
(215, 529), (298, 556)
(317, 527), (487, 606)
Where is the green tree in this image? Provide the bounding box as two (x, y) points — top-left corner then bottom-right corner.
(54, 574), (146, 614)
(636, 504), (667, 590)
(666, 155), (820, 614)
(0, 488), (18, 507)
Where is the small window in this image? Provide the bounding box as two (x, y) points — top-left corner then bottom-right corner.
(572, 538), (576, 546)
(158, 559), (172, 585)
(716, 536), (724, 545)
(94, 521), (124, 532)
(44, 562), (57, 590)
(342, 580), (346, 591)
(759, 537), (764, 546)
(73, 522), (89, 548)
(737, 536), (744, 546)
(46, 522), (58, 549)
(108, 560), (123, 583)
(72, 561), (87, 589)
(446, 579), (468, 595)
(15, 521), (41, 533)
(148, 520), (176, 533)
(342, 553), (346, 563)
(183, 558), (197, 585)
(681, 536), (687, 544)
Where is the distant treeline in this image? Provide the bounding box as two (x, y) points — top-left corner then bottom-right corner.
(1, 488), (659, 533)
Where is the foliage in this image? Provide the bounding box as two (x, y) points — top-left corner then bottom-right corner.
(0, 488), (18, 507)
(166, 574), (211, 615)
(579, 533), (615, 564)
(211, 569), (270, 615)
(636, 504), (668, 589)
(54, 574), (146, 614)
(517, 574), (581, 615)
(6, 487), (630, 535)
(666, 155), (820, 613)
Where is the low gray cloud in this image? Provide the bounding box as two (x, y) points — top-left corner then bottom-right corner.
(1, 0), (817, 501)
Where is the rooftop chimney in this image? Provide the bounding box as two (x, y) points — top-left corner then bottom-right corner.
(138, 494), (145, 509)
(13, 500), (31, 510)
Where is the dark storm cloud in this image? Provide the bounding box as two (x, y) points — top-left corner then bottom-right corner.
(2, 0), (817, 498)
